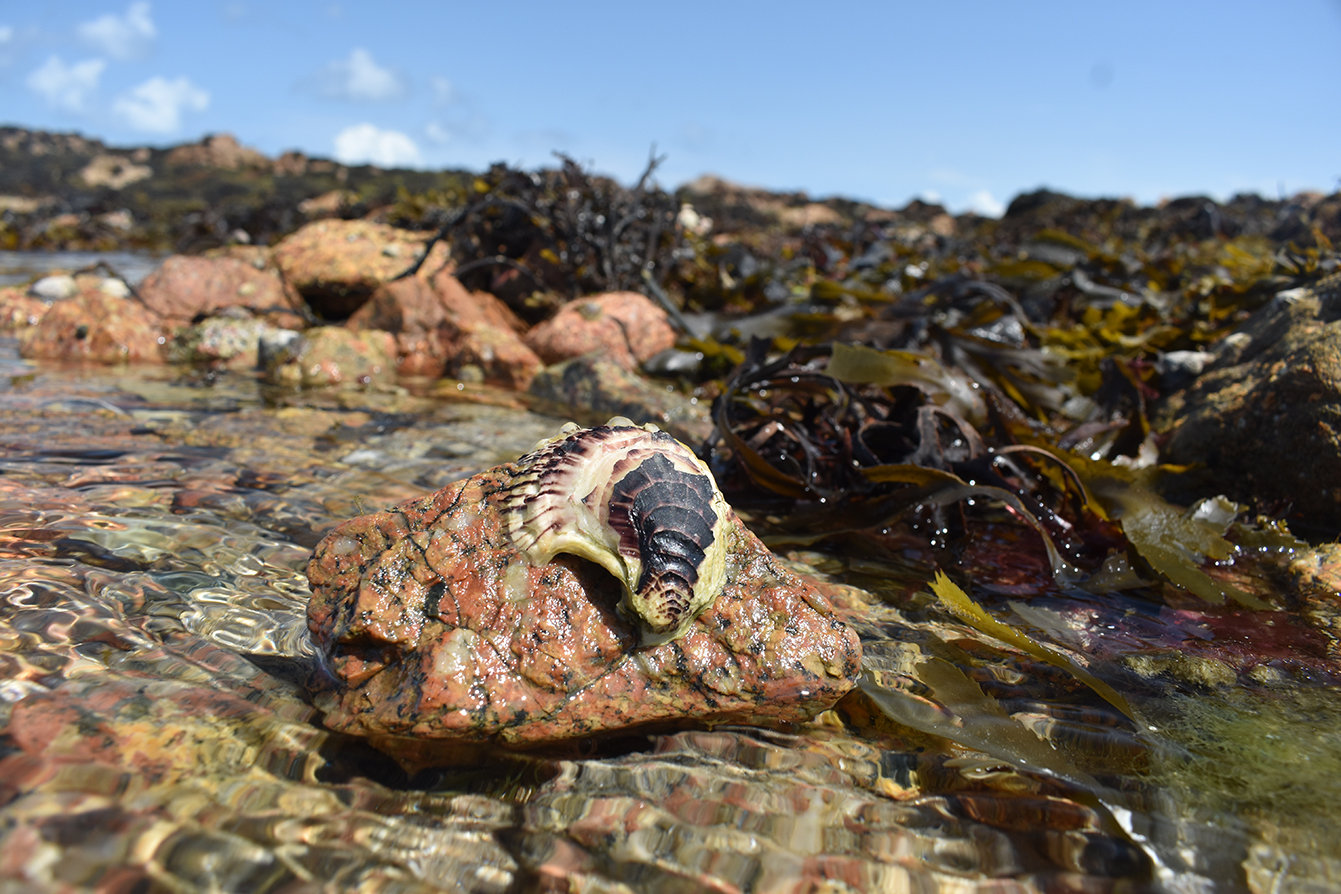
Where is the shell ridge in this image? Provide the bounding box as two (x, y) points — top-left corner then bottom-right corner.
(502, 422), (729, 643)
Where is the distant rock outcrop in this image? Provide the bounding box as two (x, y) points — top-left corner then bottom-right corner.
(164, 133), (270, 170)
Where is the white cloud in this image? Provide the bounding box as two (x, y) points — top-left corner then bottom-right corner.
(318, 48), (405, 102)
(333, 123), (421, 167)
(26, 56), (105, 112)
(113, 75), (209, 132)
(965, 190), (1005, 218)
(78, 2), (156, 61)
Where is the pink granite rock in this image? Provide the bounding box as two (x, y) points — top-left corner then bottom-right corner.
(525, 291), (677, 371)
(431, 270), (528, 335)
(346, 272), (541, 385)
(306, 456), (862, 749)
(346, 276), (452, 376)
(19, 291), (164, 364)
(138, 255), (305, 324)
(432, 272), (541, 388)
(273, 219), (450, 319)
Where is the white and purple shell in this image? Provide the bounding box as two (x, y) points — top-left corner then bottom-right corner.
(503, 419), (730, 645)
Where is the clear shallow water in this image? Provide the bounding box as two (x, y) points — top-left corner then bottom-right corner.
(0, 249), (164, 288)
(0, 355), (1337, 893)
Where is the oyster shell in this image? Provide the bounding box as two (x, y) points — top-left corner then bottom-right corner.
(504, 419), (730, 645)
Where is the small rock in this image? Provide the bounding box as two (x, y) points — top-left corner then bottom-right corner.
(137, 255), (305, 324)
(528, 355), (713, 444)
(273, 220), (449, 319)
(19, 291), (164, 364)
(167, 315), (286, 368)
(98, 277), (131, 298)
(1123, 651), (1237, 688)
(525, 291), (677, 371)
(306, 448), (861, 749)
(263, 326), (395, 387)
(443, 322), (543, 390)
(297, 189), (357, 219)
(348, 276), (448, 335)
(28, 274), (77, 302)
(432, 274), (543, 388)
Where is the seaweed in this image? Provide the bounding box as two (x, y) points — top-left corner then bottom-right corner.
(929, 572), (1135, 720)
(398, 153), (681, 319)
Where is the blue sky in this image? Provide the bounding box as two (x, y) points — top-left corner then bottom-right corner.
(2, 1), (1339, 215)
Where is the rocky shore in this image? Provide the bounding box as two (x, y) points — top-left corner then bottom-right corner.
(3, 128), (1341, 890)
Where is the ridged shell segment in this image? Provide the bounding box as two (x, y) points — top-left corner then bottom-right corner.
(503, 422), (729, 643)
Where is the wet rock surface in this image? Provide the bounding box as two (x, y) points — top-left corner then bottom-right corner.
(1159, 273), (1341, 533)
(167, 313), (287, 368)
(306, 456), (862, 748)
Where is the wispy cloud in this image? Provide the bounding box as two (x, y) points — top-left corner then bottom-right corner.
(113, 75), (209, 132)
(333, 123), (420, 167)
(26, 56), (105, 112)
(314, 48), (405, 102)
(0, 25), (14, 44)
(78, 2), (156, 61)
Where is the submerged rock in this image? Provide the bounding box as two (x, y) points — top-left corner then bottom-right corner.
(1159, 273), (1341, 533)
(306, 424), (861, 749)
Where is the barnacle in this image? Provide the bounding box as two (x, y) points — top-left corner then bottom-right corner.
(503, 417), (730, 645)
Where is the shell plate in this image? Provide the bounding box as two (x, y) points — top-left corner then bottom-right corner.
(503, 423), (730, 644)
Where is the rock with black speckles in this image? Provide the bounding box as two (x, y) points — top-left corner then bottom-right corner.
(305, 456), (861, 751)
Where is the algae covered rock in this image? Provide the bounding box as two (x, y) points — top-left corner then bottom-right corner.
(1159, 273), (1341, 533)
(305, 426), (861, 748)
